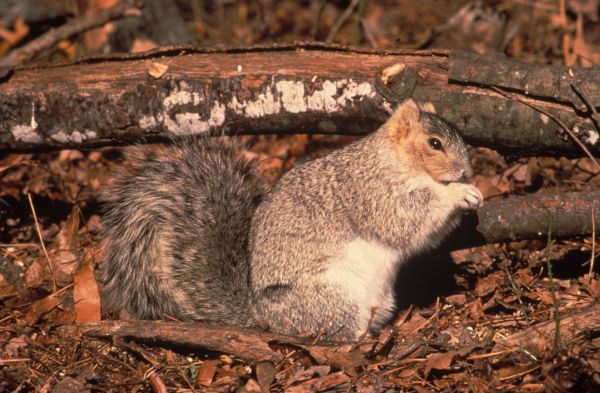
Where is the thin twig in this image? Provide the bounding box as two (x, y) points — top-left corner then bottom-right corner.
(352, 0), (368, 46)
(491, 85), (600, 172)
(0, 1), (139, 68)
(311, 315), (336, 345)
(0, 358), (31, 365)
(509, 0), (559, 12)
(502, 263), (531, 326)
(360, 19), (378, 48)
(568, 68), (600, 130)
(467, 348), (518, 360)
(147, 369), (168, 393)
(494, 331), (538, 361)
(544, 218), (562, 354)
(590, 202), (596, 282)
(311, 0), (326, 40)
(0, 243), (39, 248)
(326, 0), (359, 42)
(27, 193), (57, 292)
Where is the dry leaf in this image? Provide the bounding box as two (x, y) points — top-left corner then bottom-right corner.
(25, 259), (48, 289)
(304, 345), (365, 377)
(131, 38), (158, 53)
(287, 365), (331, 387)
(148, 62), (169, 78)
(240, 379), (262, 393)
(475, 273), (500, 298)
(286, 371), (350, 393)
(73, 253), (101, 323)
(469, 298), (485, 320)
(4, 335), (27, 357)
(25, 293), (61, 325)
(49, 206), (81, 277)
(512, 164), (531, 185)
(148, 372), (168, 393)
(255, 361), (275, 392)
(196, 360), (218, 387)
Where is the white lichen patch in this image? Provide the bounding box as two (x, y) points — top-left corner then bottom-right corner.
(573, 126), (600, 146)
(12, 124), (41, 143)
(276, 80), (307, 113)
(242, 86), (281, 117)
(30, 102), (38, 129)
(12, 102), (41, 143)
(584, 129), (599, 146)
(307, 80), (338, 112)
(163, 81), (201, 110)
(139, 115), (158, 129)
(139, 77), (376, 134)
(241, 77), (375, 118)
(165, 101), (226, 134)
(50, 130), (98, 144)
(336, 79), (374, 107)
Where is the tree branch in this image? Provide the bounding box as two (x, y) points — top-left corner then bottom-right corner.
(456, 190), (600, 248)
(1, 43), (599, 155)
(0, 1), (139, 69)
(60, 301), (600, 361)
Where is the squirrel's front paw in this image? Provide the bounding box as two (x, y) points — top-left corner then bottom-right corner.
(448, 183), (484, 210)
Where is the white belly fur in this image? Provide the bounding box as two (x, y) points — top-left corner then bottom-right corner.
(322, 237), (402, 335)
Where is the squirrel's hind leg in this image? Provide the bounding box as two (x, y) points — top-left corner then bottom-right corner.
(251, 280), (365, 341)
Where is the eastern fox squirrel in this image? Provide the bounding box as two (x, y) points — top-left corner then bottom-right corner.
(101, 99), (483, 340)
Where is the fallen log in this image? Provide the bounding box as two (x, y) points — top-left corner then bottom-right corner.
(493, 302), (600, 357)
(63, 302), (599, 363)
(1, 43), (599, 155)
(457, 190), (600, 248)
(59, 320), (368, 368)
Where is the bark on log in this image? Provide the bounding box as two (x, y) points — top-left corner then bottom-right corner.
(457, 190), (600, 248)
(63, 302), (599, 362)
(1, 43), (599, 155)
(493, 302), (600, 357)
(60, 321), (366, 367)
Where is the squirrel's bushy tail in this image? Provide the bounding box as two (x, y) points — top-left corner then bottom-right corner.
(100, 138), (265, 325)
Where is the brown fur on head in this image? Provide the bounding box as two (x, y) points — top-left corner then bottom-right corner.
(384, 99), (473, 183)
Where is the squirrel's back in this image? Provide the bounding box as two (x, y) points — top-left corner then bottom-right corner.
(100, 138), (265, 324)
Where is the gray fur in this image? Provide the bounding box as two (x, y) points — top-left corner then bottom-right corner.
(101, 138), (265, 325)
(101, 101), (481, 341)
(249, 104), (481, 340)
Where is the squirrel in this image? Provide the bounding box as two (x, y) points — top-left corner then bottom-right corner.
(100, 99), (483, 340)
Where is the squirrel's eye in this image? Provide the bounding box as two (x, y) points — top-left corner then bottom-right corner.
(428, 138), (443, 151)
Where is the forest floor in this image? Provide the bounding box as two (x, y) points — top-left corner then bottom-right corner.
(1, 1), (600, 392)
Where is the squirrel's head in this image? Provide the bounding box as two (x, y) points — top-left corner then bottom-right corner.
(382, 99), (473, 183)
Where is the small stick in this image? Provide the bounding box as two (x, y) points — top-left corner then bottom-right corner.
(326, 0), (359, 42)
(0, 1), (139, 68)
(352, 0), (368, 46)
(544, 220), (562, 354)
(491, 85), (600, 172)
(147, 371), (168, 393)
(361, 19), (378, 48)
(568, 68), (600, 129)
(0, 358), (31, 365)
(27, 193), (57, 292)
(311, 314), (336, 345)
(467, 348), (518, 360)
(590, 202), (596, 282)
(311, 0), (326, 40)
(0, 243), (39, 248)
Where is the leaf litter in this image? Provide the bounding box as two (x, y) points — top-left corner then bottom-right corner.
(1, 1), (600, 392)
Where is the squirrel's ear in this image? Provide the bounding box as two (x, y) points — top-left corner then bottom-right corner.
(385, 99), (422, 141)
